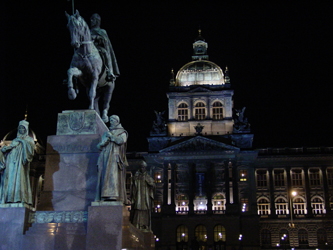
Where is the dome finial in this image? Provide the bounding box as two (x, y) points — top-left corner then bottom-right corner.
(198, 28), (201, 36)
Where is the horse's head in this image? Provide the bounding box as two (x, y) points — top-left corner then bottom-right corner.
(65, 10), (90, 49)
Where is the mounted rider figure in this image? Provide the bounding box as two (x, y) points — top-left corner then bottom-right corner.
(90, 13), (120, 82)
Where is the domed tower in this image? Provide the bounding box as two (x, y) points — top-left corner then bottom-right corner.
(168, 31), (233, 138)
(148, 31), (253, 151)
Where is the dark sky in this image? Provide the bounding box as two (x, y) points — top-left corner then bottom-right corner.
(1, 2), (332, 151)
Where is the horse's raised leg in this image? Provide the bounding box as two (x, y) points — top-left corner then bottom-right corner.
(101, 81), (115, 123)
(67, 67), (82, 100)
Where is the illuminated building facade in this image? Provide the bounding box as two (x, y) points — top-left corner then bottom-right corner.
(142, 33), (333, 250)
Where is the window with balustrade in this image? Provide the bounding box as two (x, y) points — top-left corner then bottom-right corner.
(309, 168), (321, 186)
(176, 194), (189, 213)
(291, 169), (303, 186)
(257, 198), (270, 215)
(274, 169), (285, 187)
(311, 197), (325, 214)
(178, 103), (188, 121)
(212, 194), (226, 213)
(212, 101), (223, 120)
(275, 197), (288, 215)
(293, 197), (306, 215)
(256, 170), (268, 187)
(194, 102), (206, 120)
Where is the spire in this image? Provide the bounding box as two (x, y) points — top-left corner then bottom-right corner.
(169, 68), (175, 86)
(224, 66), (230, 84)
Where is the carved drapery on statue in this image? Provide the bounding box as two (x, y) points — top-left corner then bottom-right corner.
(0, 120), (35, 205)
(95, 115), (128, 204)
(130, 161), (155, 231)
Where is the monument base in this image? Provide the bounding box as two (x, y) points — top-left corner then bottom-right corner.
(0, 207), (31, 250)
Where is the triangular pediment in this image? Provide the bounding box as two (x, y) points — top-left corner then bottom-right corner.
(160, 136), (240, 153)
(188, 87), (211, 93)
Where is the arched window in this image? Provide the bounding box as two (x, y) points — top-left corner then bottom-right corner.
(194, 102), (206, 120)
(317, 228), (327, 246)
(293, 197), (306, 215)
(257, 198), (270, 215)
(214, 224), (226, 242)
(176, 194), (189, 214)
(178, 103), (188, 121)
(212, 102), (223, 120)
(312, 197), (325, 214)
(176, 225), (189, 242)
(212, 194), (226, 213)
(195, 225), (207, 242)
(298, 229), (308, 247)
(176, 225), (188, 250)
(275, 197), (288, 215)
(260, 229), (271, 246)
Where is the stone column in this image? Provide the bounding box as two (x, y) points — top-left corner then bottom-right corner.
(321, 166), (331, 215)
(268, 168), (276, 217)
(303, 167), (313, 217)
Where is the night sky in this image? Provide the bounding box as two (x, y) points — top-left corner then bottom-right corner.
(1, 2), (332, 152)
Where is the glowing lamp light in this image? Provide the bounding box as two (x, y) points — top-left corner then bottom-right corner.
(182, 202), (185, 205)
(239, 234), (243, 241)
(157, 205), (160, 208)
(156, 238), (159, 242)
(217, 202), (221, 205)
(182, 233), (185, 237)
(157, 175), (161, 179)
(292, 191), (297, 196)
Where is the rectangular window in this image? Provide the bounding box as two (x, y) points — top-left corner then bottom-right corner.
(240, 170), (247, 182)
(241, 198), (249, 212)
(327, 168), (333, 186)
(274, 170), (285, 187)
(257, 170), (268, 187)
(292, 169), (303, 186)
(275, 203), (287, 215)
(154, 172), (162, 183)
(309, 169), (321, 186)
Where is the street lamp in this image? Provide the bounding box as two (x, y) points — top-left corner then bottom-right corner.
(289, 191), (297, 249)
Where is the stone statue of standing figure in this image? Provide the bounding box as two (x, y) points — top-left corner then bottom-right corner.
(0, 120), (35, 205)
(130, 161), (155, 231)
(95, 115), (128, 204)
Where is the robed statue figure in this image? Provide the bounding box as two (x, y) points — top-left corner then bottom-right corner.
(0, 120), (35, 205)
(130, 161), (155, 231)
(95, 115), (128, 204)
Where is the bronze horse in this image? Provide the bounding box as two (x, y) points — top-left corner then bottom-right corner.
(65, 10), (115, 123)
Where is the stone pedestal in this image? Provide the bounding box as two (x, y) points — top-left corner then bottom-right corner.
(86, 203), (123, 250)
(0, 207), (31, 250)
(39, 110), (108, 211)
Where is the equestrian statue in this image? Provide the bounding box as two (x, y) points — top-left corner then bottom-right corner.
(64, 10), (120, 123)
